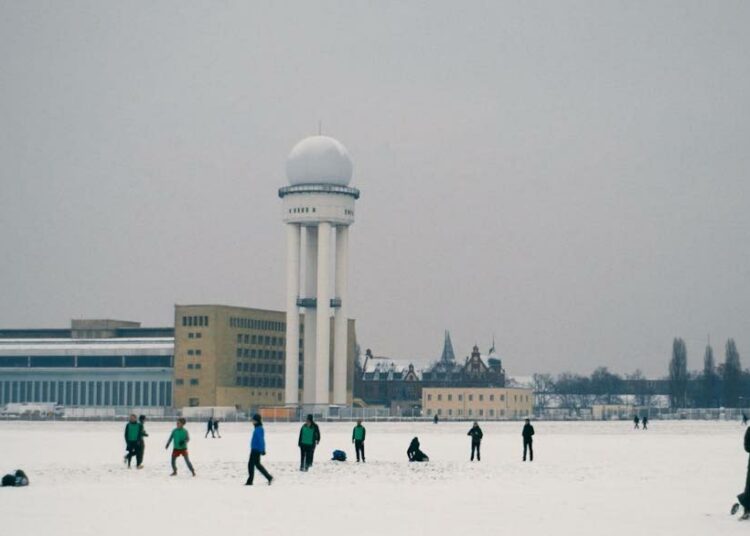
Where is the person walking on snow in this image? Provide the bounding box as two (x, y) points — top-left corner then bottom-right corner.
(123, 414), (143, 468)
(642, 416), (649, 430)
(165, 418), (195, 476)
(352, 420), (366, 462)
(633, 415), (640, 429)
(468, 421), (483, 461)
(246, 414), (273, 486)
(135, 415), (149, 468)
(205, 416), (215, 438)
(522, 419), (535, 462)
(298, 415), (319, 471)
(213, 418), (221, 438)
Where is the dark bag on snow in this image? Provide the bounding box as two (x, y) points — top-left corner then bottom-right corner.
(332, 450), (347, 462)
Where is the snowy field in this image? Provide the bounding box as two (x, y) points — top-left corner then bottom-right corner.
(0, 420), (748, 535)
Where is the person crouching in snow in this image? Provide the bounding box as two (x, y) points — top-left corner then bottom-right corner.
(407, 437), (429, 462)
(165, 418), (195, 477)
(246, 414), (273, 486)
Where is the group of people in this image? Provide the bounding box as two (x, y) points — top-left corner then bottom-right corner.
(462, 419), (535, 462)
(205, 417), (221, 438)
(633, 415), (649, 429)
(123, 414), (539, 484)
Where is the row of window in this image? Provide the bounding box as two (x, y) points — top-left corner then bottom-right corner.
(187, 332), (202, 339)
(0, 380), (172, 407)
(426, 408), (530, 418)
(236, 334), (287, 346)
(186, 349), (202, 356)
(289, 207), (316, 214)
(182, 315), (209, 327)
(235, 376), (283, 388)
(426, 393), (530, 403)
(344, 209), (354, 216)
(186, 363), (202, 370)
(236, 362), (283, 374)
(229, 318), (285, 331)
(0, 355), (173, 369)
(236, 348), (285, 360)
(175, 378), (199, 386)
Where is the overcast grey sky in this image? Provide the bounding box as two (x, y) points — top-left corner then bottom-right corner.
(1, 1), (748, 377)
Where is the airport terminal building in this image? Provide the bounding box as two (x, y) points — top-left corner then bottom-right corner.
(0, 320), (174, 408)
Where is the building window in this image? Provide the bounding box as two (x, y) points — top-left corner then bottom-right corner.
(479, 394), (484, 401)
(188, 333), (194, 339)
(190, 379), (199, 386)
(448, 409), (453, 416)
(447, 394), (452, 401)
(468, 394), (473, 401)
(195, 364), (201, 369)
(237, 334), (242, 343)
(458, 394), (463, 401)
(479, 409), (484, 416)
(189, 398), (199, 407)
(490, 394), (495, 401)
(196, 332), (202, 338)
(195, 350), (201, 356)
(188, 364), (194, 369)
(188, 350), (194, 356)
(468, 409), (473, 416)
(176, 379), (184, 385)
(501, 394), (505, 401)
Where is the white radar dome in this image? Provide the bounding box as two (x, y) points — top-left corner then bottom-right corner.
(286, 135), (353, 186)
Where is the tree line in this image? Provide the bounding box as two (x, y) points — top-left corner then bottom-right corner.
(668, 338), (746, 409)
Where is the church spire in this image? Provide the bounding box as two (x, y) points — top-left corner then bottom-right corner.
(441, 330), (456, 362)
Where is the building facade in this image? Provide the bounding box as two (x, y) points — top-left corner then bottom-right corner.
(173, 304), (357, 410)
(0, 320), (174, 408)
(356, 333), (507, 410)
(422, 387), (534, 420)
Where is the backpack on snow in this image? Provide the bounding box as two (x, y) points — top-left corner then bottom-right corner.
(332, 450), (347, 462)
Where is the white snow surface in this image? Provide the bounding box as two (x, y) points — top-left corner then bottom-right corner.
(0, 420), (747, 535)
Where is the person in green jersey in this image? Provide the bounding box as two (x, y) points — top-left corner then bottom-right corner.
(352, 419), (366, 462)
(123, 414), (143, 468)
(165, 418), (195, 476)
(298, 415), (319, 471)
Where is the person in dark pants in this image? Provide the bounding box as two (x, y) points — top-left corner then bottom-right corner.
(732, 426), (750, 519)
(308, 415), (321, 466)
(123, 414), (143, 468)
(352, 419), (366, 462)
(633, 415), (640, 429)
(522, 419), (535, 462)
(407, 437), (429, 462)
(213, 418), (221, 438)
(642, 416), (649, 430)
(205, 417), (215, 438)
(298, 415), (318, 471)
(135, 415), (149, 469)
(468, 421), (483, 461)
(246, 414), (273, 486)
(433, 414), (439, 424)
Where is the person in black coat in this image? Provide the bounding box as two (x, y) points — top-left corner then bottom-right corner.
(522, 419), (535, 462)
(467, 421), (483, 461)
(205, 417), (215, 438)
(732, 427), (750, 520)
(407, 437), (429, 462)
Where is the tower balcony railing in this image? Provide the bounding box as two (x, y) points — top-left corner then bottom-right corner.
(278, 183), (360, 199)
(295, 297), (342, 308)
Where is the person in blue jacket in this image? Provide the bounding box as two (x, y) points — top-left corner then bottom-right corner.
(246, 414), (273, 486)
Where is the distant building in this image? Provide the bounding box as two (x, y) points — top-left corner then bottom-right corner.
(422, 387), (534, 420)
(356, 331), (507, 410)
(0, 320), (174, 408)
(173, 304), (357, 410)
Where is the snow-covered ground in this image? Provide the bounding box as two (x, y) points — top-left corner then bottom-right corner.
(0, 420), (747, 535)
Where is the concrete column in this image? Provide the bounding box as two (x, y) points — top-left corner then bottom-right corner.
(333, 225), (349, 405)
(315, 222), (332, 406)
(284, 223), (301, 406)
(302, 226), (317, 405)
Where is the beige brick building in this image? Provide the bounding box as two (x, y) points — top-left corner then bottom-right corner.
(422, 387), (534, 420)
(174, 304), (355, 410)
